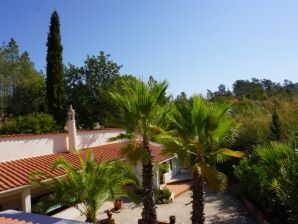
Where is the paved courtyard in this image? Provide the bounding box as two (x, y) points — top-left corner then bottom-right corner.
(53, 188), (255, 224)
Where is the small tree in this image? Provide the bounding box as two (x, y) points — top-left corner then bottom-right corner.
(31, 150), (138, 222)
(270, 110), (282, 141)
(109, 78), (169, 224)
(46, 11), (65, 126)
(162, 96), (244, 224)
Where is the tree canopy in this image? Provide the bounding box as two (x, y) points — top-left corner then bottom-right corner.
(0, 39), (46, 117)
(65, 51), (122, 129)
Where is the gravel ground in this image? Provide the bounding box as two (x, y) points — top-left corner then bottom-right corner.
(53, 188), (255, 224)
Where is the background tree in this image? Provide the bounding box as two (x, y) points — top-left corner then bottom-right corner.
(46, 11), (65, 126)
(233, 78), (266, 99)
(0, 38), (20, 115)
(270, 110), (282, 141)
(174, 91), (190, 108)
(65, 51), (121, 128)
(0, 113), (58, 134)
(207, 84), (232, 100)
(0, 39), (46, 118)
(110, 78), (169, 224)
(7, 52), (46, 116)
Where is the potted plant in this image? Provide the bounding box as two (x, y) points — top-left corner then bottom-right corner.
(159, 163), (169, 184)
(113, 198), (123, 210)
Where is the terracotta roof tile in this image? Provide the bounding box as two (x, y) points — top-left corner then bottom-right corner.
(0, 209), (86, 223)
(0, 142), (172, 192)
(0, 217), (32, 224)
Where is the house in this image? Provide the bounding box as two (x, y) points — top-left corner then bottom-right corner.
(0, 106), (180, 213)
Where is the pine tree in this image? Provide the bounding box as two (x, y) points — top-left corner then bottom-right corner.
(270, 110), (282, 141)
(46, 11), (65, 126)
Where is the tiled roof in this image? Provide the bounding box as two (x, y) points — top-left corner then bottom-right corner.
(0, 216), (33, 224)
(0, 210), (86, 224)
(0, 142), (171, 192)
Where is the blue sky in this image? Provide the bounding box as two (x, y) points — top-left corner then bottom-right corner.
(1, 0), (298, 96)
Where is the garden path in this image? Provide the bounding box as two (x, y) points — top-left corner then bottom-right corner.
(53, 187), (255, 224)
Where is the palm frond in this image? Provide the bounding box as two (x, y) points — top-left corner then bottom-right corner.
(108, 133), (134, 142)
(160, 136), (193, 165)
(198, 164), (228, 192)
(256, 142), (294, 167)
(30, 150), (138, 221)
(217, 148), (245, 158)
(120, 141), (151, 164)
(214, 153), (231, 164)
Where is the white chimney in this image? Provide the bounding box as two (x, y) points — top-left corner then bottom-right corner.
(67, 105), (78, 152)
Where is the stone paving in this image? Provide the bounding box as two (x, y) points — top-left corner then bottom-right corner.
(53, 188), (255, 224)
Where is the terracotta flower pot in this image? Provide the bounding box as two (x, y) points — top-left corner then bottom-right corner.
(113, 199), (123, 210)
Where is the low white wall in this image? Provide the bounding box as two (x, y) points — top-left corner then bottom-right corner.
(77, 129), (123, 149)
(0, 129), (123, 162)
(133, 162), (143, 184)
(163, 170), (174, 183)
(133, 162), (160, 188)
(0, 133), (68, 162)
(162, 158), (180, 183)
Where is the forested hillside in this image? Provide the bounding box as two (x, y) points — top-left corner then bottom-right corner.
(199, 79), (298, 223)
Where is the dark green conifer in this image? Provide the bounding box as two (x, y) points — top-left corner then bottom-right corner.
(46, 11), (65, 126)
(270, 110), (282, 141)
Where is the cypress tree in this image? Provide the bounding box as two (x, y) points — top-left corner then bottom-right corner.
(270, 110), (282, 141)
(46, 11), (65, 126)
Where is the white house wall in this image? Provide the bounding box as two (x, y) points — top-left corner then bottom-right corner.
(76, 130), (124, 149)
(162, 157), (180, 184)
(132, 162), (143, 184)
(0, 133), (68, 162)
(0, 130), (123, 162)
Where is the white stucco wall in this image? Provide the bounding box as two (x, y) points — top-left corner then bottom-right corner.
(77, 129), (123, 149)
(0, 129), (123, 162)
(153, 164), (160, 188)
(0, 133), (68, 162)
(133, 162), (143, 184)
(133, 162), (160, 188)
(162, 157), (180, 183)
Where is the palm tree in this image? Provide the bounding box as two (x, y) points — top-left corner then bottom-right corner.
(31, 150), (138, 222)
(161, 96), (243, 224)
(109, 78), (169, 224)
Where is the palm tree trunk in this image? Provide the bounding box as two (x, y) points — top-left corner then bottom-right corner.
(191, 166), (205, 224)
(142, 141), (158, 224)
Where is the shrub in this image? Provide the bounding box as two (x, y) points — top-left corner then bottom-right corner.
(158, 163), (169, 174)
(154, 188), (172, 202)
(278, 154), (298, 221)
(233, 158), (268, 204)
(234, 143), (298, 223)
(0, 113), (60, 134)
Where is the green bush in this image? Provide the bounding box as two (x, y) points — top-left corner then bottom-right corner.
(233, 157), (268, 204)
(158, 163), (169, 174)
(234, 143), (298, 223)
(154, 188), (172, 202)
(0, 113), (60, 134)
(278, 154), (298, 220)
